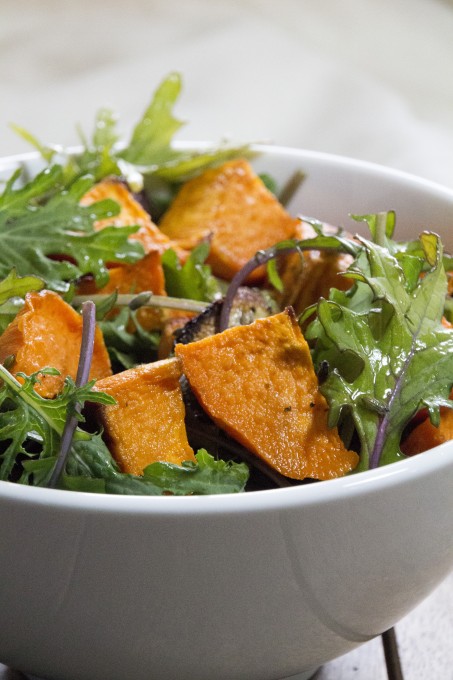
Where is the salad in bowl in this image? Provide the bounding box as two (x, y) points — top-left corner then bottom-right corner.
(1, 72), (452, 497)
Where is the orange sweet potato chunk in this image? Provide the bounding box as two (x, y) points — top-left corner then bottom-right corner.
(76, 250), (166, 331)
(175, 309), (358, 480)
(77, 250), (166, 298)
(159, 159), (299, 282)
(80, 180), (174, 330)
(80, 178), (173, 254)
(77, 256), (193, 335)
(93, 358), (195, 475)
(401, 408), (453, 456)
(278, 220), (354, 314)
(80, 178), (189, 289)
(0, 290), (112, 398)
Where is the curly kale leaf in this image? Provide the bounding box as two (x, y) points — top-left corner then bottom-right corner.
(0, 366), (114, 483)
(307, 230), (453, 470)
(23, 438), (249, 495)
(0, 168), (144, 293)
(142, 449), (249, 495)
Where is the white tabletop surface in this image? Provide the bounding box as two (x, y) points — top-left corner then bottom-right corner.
(1, 1), (453, 678)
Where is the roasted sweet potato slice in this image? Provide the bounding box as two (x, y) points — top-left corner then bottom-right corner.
(278, 220), (354, 314)
(76, 250), (166, 330)
(0, 290), (112, 398)
(93, 357), (195, 475)
(159, 159), (299, 282)
(80, 178), (174, 254)
(175, 308), (358, 480)
(77, 250), (165, 298)
(80, 180), (175, 329)
(80, 178), (169, 288)
(401, 407), (453, 456)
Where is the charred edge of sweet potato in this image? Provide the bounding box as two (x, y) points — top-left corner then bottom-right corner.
(174, 300), (224, 345)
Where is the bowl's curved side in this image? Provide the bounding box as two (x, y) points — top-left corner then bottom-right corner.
(250, 145), (453, 247)
(0, 446), (452, 680)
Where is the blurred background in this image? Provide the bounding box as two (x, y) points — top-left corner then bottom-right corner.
(1, 0), (453, 186)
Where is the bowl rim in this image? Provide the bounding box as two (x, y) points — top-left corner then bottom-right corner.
(0, 442), (452, 514)
(1, 144), (453, 515)
(2, 141), (453, 198)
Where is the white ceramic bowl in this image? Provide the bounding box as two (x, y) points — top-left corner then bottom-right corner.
(1, 146), (453, 680)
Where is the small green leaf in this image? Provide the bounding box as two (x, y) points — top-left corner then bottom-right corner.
(9, 123), (56, 163)
(0, 268), (43, 305)
(266, 257), (284, 293)
(0, 165), (64, 213)
(99, 307), (160, 371)
(162, 244), (219, 302)
(351, 211), (396, 244)
(420, 231), (438, 267)
(142, 449), (249, 495)
(120, 72), (185, 166)
(258, 173), (278, 194)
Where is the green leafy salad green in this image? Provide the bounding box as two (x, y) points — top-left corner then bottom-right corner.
(0, 73), (452, 496)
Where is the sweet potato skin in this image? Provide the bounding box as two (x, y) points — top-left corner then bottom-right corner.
(175, 309), (358, 480)
(159, 159), (299, 282)
(93, 357), (195, 475)
(0, 290), (112, 398)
